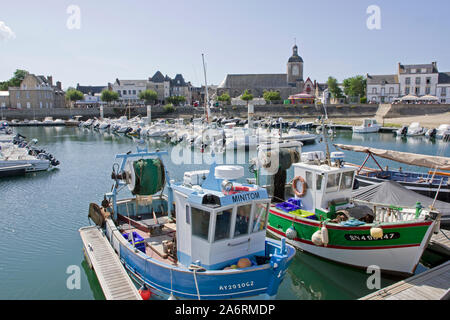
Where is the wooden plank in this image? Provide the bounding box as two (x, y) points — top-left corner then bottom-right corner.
(360, 260), (450, 300)
(79, 226), (142, 300)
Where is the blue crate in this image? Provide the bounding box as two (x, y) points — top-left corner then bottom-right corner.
(122, 231), (146, 253)
(276, 202), (300, 213)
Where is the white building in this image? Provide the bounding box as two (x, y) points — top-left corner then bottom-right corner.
(437, 72), (450, 104)
(366, 62), (449, 103)
(112, 79), (147, 103)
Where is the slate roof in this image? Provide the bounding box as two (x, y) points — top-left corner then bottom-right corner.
(76, 84), (106, 95)
(399, 63), (438, 74)
(366, 74), (399, 85)
(218, 74), (288, 89)
(288, 45), (303, 63)
(171, 74), (186, 87)
(151, 71), (165, 83)
(438, 72), (450, 84)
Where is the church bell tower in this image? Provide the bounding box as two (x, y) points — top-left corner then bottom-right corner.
(287, 44), (304, 88)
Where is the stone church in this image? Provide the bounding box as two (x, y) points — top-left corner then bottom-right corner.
(217, 45), (317, 100)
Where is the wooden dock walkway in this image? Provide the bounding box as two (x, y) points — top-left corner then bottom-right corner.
(428, 229), (450, 258)
(79, 226), (142, 300)
(360, 260), (450, 300)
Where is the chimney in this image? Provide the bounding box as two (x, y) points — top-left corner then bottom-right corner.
(432, 61), (437, 71)
(47, 76), (53, 86)
(56, 81), (62, 90)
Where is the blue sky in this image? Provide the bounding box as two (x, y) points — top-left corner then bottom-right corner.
(0, 0), (449, 89)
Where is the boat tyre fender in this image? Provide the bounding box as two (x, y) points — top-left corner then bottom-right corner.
(292, 176), (307, 197)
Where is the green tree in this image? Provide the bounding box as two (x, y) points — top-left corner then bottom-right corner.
(66, 89), (84, 108)
(217, 93), (231, 104)
(263, 90), (281, 102)
(139, 89), (158, 105)
(163, 103), (175, 113)
(0, 69), (29, 90)
(167, 96), (186, 106)
(327, 76), (344, 100)
(101, 90), (119, 105)
(241, 89), (253, 106)
(343, 75), (366, 99)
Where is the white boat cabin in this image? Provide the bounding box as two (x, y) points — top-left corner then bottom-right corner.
(172, 164), (271, 270)
(292, 151), (356, 217)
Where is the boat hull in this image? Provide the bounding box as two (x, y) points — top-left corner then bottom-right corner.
(267, 207), (436, 275)
(104, 219), (295, 300)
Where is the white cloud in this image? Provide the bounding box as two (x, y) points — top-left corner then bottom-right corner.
(0, 21), (16, 41)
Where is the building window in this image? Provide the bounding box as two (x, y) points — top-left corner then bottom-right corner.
(372, 88), (377, 94)
(425, 87), (431, 95)
(389, 87), (394, 94)
(405, 77), (411, 85)
(426, 77), (431, 85)
(415, 87), (420, 95)
(442, 99), (446, 103)
(40, 102), (43, 109)
(123, 90), (126, 95)
(415, 77), (421, 85)
(26, 102), (31, 109)
(132, 90), (136, 95)
(411, 69), (416, 73)
(16, 92), (20, 98)
(17, 102), (21, 109)
(26, 92), (30, 99)
(405, 87), (410, 95)
(441, 88), (447, 96)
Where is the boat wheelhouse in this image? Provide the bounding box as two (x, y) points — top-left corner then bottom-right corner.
(87, 144), (295, 300)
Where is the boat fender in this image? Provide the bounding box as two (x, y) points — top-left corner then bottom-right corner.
(370, 227), (383, 240)
(311, 230), (323, 246)
(292, 176), (307, 197)
(286, 226), (297, 240)
(237, 258), (252, 269)
(321, 225), (329, 247)
(138, 284), (151, 300)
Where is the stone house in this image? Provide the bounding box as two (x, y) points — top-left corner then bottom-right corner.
(7, 74), (65, 109)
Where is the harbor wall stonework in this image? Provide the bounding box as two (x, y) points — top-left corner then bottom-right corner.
(1, 103), (449, 121)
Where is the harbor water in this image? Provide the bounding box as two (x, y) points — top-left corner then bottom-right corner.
(0, 126), (448, 300)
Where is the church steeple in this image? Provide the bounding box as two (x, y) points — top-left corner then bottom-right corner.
(287, 43), (304, 88)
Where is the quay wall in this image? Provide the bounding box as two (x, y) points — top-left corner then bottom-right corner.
(2, 103), (449, 121)
(1, 104), (379, 121)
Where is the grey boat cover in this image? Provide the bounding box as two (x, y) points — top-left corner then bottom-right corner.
(352, 180), (450, 223)
(334, 144), (450, 170)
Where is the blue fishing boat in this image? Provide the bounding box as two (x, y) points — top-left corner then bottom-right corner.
(87, 142), (295, 300)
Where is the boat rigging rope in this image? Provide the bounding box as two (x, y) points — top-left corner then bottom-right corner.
(189, 265), (204, 300)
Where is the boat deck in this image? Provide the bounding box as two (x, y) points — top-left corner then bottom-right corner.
(359, 260), (450, 300)
(79, 226), (142, 300)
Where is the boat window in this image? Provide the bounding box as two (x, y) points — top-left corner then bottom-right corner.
(252, 203), (269, 233)
(305, 171), (313, 190)
(316, 174), (323, 191)
(214, 208), (232, 242)
(191, 207), (211, 241)
(326, 173), (341, 193)
(340, 171), (354, 190)
(234, 204), (252, 237)
(185, 205), (190, 224)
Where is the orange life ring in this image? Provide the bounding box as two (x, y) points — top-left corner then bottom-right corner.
(292, 176), (307, 197)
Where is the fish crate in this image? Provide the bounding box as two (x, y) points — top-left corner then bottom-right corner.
(122, 232), (146, 253)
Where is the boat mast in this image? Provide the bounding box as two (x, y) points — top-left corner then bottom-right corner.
(317, 100), (331, 166)
(202, 53), (210, 123)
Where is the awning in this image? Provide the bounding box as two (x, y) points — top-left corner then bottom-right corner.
(400, 94), (418, 101)
(419, 95), (439, 101)
(334, 144), (450, 170)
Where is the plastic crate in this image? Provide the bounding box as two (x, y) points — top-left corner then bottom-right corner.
(275, 202), (300, 213)
(122, 231), (146, 253)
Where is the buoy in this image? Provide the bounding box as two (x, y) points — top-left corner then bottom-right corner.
(168, 293), (176, 300)
(237, 258), (251, 269)
(311, 230), (323, 246)
(138, 284), (151, 300)
(321, 226), (329, 247)
(370, 227), (384, 240)
(286, 226), (297, 240)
